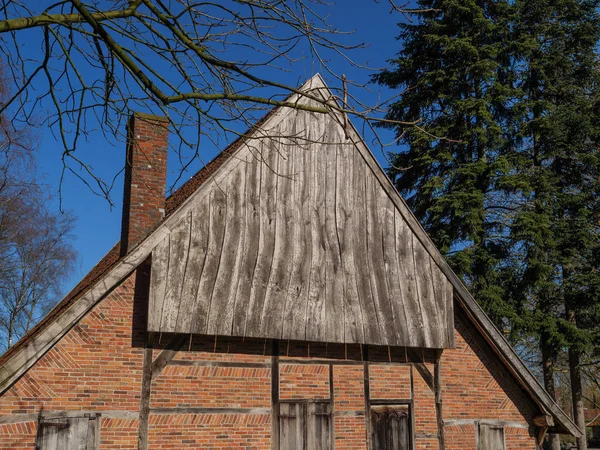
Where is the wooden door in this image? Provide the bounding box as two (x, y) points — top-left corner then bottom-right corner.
(279, 401), (331, 450)
(279, 402), (305, 450)
(307, 402), (331, 450)
(371, 406), (411, 450)
(478, 423), (505, 450)
(37, 416), (99, 450)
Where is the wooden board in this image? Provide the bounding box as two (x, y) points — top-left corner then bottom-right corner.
(147, 100), (454, 348)
(38, 416), (98, 450)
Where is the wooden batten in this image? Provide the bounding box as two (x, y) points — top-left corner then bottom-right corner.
(146, 80), (454, 349)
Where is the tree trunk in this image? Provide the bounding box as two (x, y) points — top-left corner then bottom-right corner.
(541, 333), (562, 450)
(569, 342), (587, 450)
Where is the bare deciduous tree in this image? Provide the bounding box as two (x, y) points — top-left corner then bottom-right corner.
(0, 68), (77, 350)
(0, 0), (419, 203)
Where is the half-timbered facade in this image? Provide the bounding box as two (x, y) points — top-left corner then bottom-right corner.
(0, 75), (580, 449)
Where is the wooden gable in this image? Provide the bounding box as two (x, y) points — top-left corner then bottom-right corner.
(147, 76), (454, 349)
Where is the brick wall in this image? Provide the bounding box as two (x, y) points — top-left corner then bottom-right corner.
(0, 272), (542, 449)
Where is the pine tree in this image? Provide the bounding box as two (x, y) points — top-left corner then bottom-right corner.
(508, 2), (600, 447)
(376, 1), (600, 448)
(373, 0), (518, 326)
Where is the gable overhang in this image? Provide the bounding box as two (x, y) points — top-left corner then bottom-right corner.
(0, 74), (581, 438)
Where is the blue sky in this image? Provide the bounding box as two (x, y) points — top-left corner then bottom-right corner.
(30, 1), (407, 292)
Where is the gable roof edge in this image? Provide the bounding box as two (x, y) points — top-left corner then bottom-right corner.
(0, 74), (582, 437)
(316, 73), (580, 437)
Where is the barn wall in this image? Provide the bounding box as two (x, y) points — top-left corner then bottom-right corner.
(0, 275), (539, 450)
(441, 310), (538, 450)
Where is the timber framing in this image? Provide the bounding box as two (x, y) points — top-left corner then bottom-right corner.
(0, 75), (581, 438)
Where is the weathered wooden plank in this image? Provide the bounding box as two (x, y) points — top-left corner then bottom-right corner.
(430, 257), (453, 348)
(478, 423), (505, 450)
(445, 277), (455, 347)
(150, 407), (271, 415)
(260, 127), (295, 338)
(271, 341), (280, 450)
(280, 403), (304, 450)
(192, 187), (227, 334)
(305, 113), (327, 342)
(87, 416), (99, 450)
(42, 420), (61, 450)
(365, 168), (395, 345)
(160, 212), (192, 332)
(324, 120), (345, 343)
(232, 153), (262, 336)
(381, 190), (409, 346)
(282, 112), (312, 339)
(208, 163), (246, 336)
(245, 137), (278, 337)
(307, 402), (331, 450)
(150, 335), (187, 380)
(352, 147), (381, 345)
(169, 360), (270, 368)
(413, 235), (439, 348)
(137, 346), (153, 450)
(148, 235), (170, 332)
(395, 212), (425, 347)
(336, 137), (364, 344)
(177, 198), (209, 335)
(434, 356), (446, 450)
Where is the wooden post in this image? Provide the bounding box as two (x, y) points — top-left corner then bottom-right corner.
(271, 340), (280, 450)
(363, 346), (372, 450)
(138, 343), (153, 450)
(434, 351), (446, 450)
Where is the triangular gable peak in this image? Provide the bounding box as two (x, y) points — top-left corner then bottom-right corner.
(0, 75), (580, 437)
(147, 75), (454, 348)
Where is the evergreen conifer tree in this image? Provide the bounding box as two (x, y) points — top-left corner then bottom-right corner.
(376, 1), (600, 448)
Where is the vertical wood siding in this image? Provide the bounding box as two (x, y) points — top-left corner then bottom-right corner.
(148, 108), (454, 348)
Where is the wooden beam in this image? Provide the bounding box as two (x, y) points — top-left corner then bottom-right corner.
(271, 340), (280, 450)
(434, 353), (446, 450)
(168, 360), (270, 368)
(150, 335), (187, 380)
(363, 348), (372, 450)
(138, 345), (153, 450)
(150, 407), (271, 415)
(533, 414), (555, 427)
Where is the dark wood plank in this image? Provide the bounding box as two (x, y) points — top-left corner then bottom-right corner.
(434, 356), (446, 450)
(271, 340), (280, 450)
(150, 407), (271, 415)
(151, 335), (187, 380)
(137, 346), (153, 450)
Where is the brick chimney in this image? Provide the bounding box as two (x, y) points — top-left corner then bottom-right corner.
(120, 112), (168, 255)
